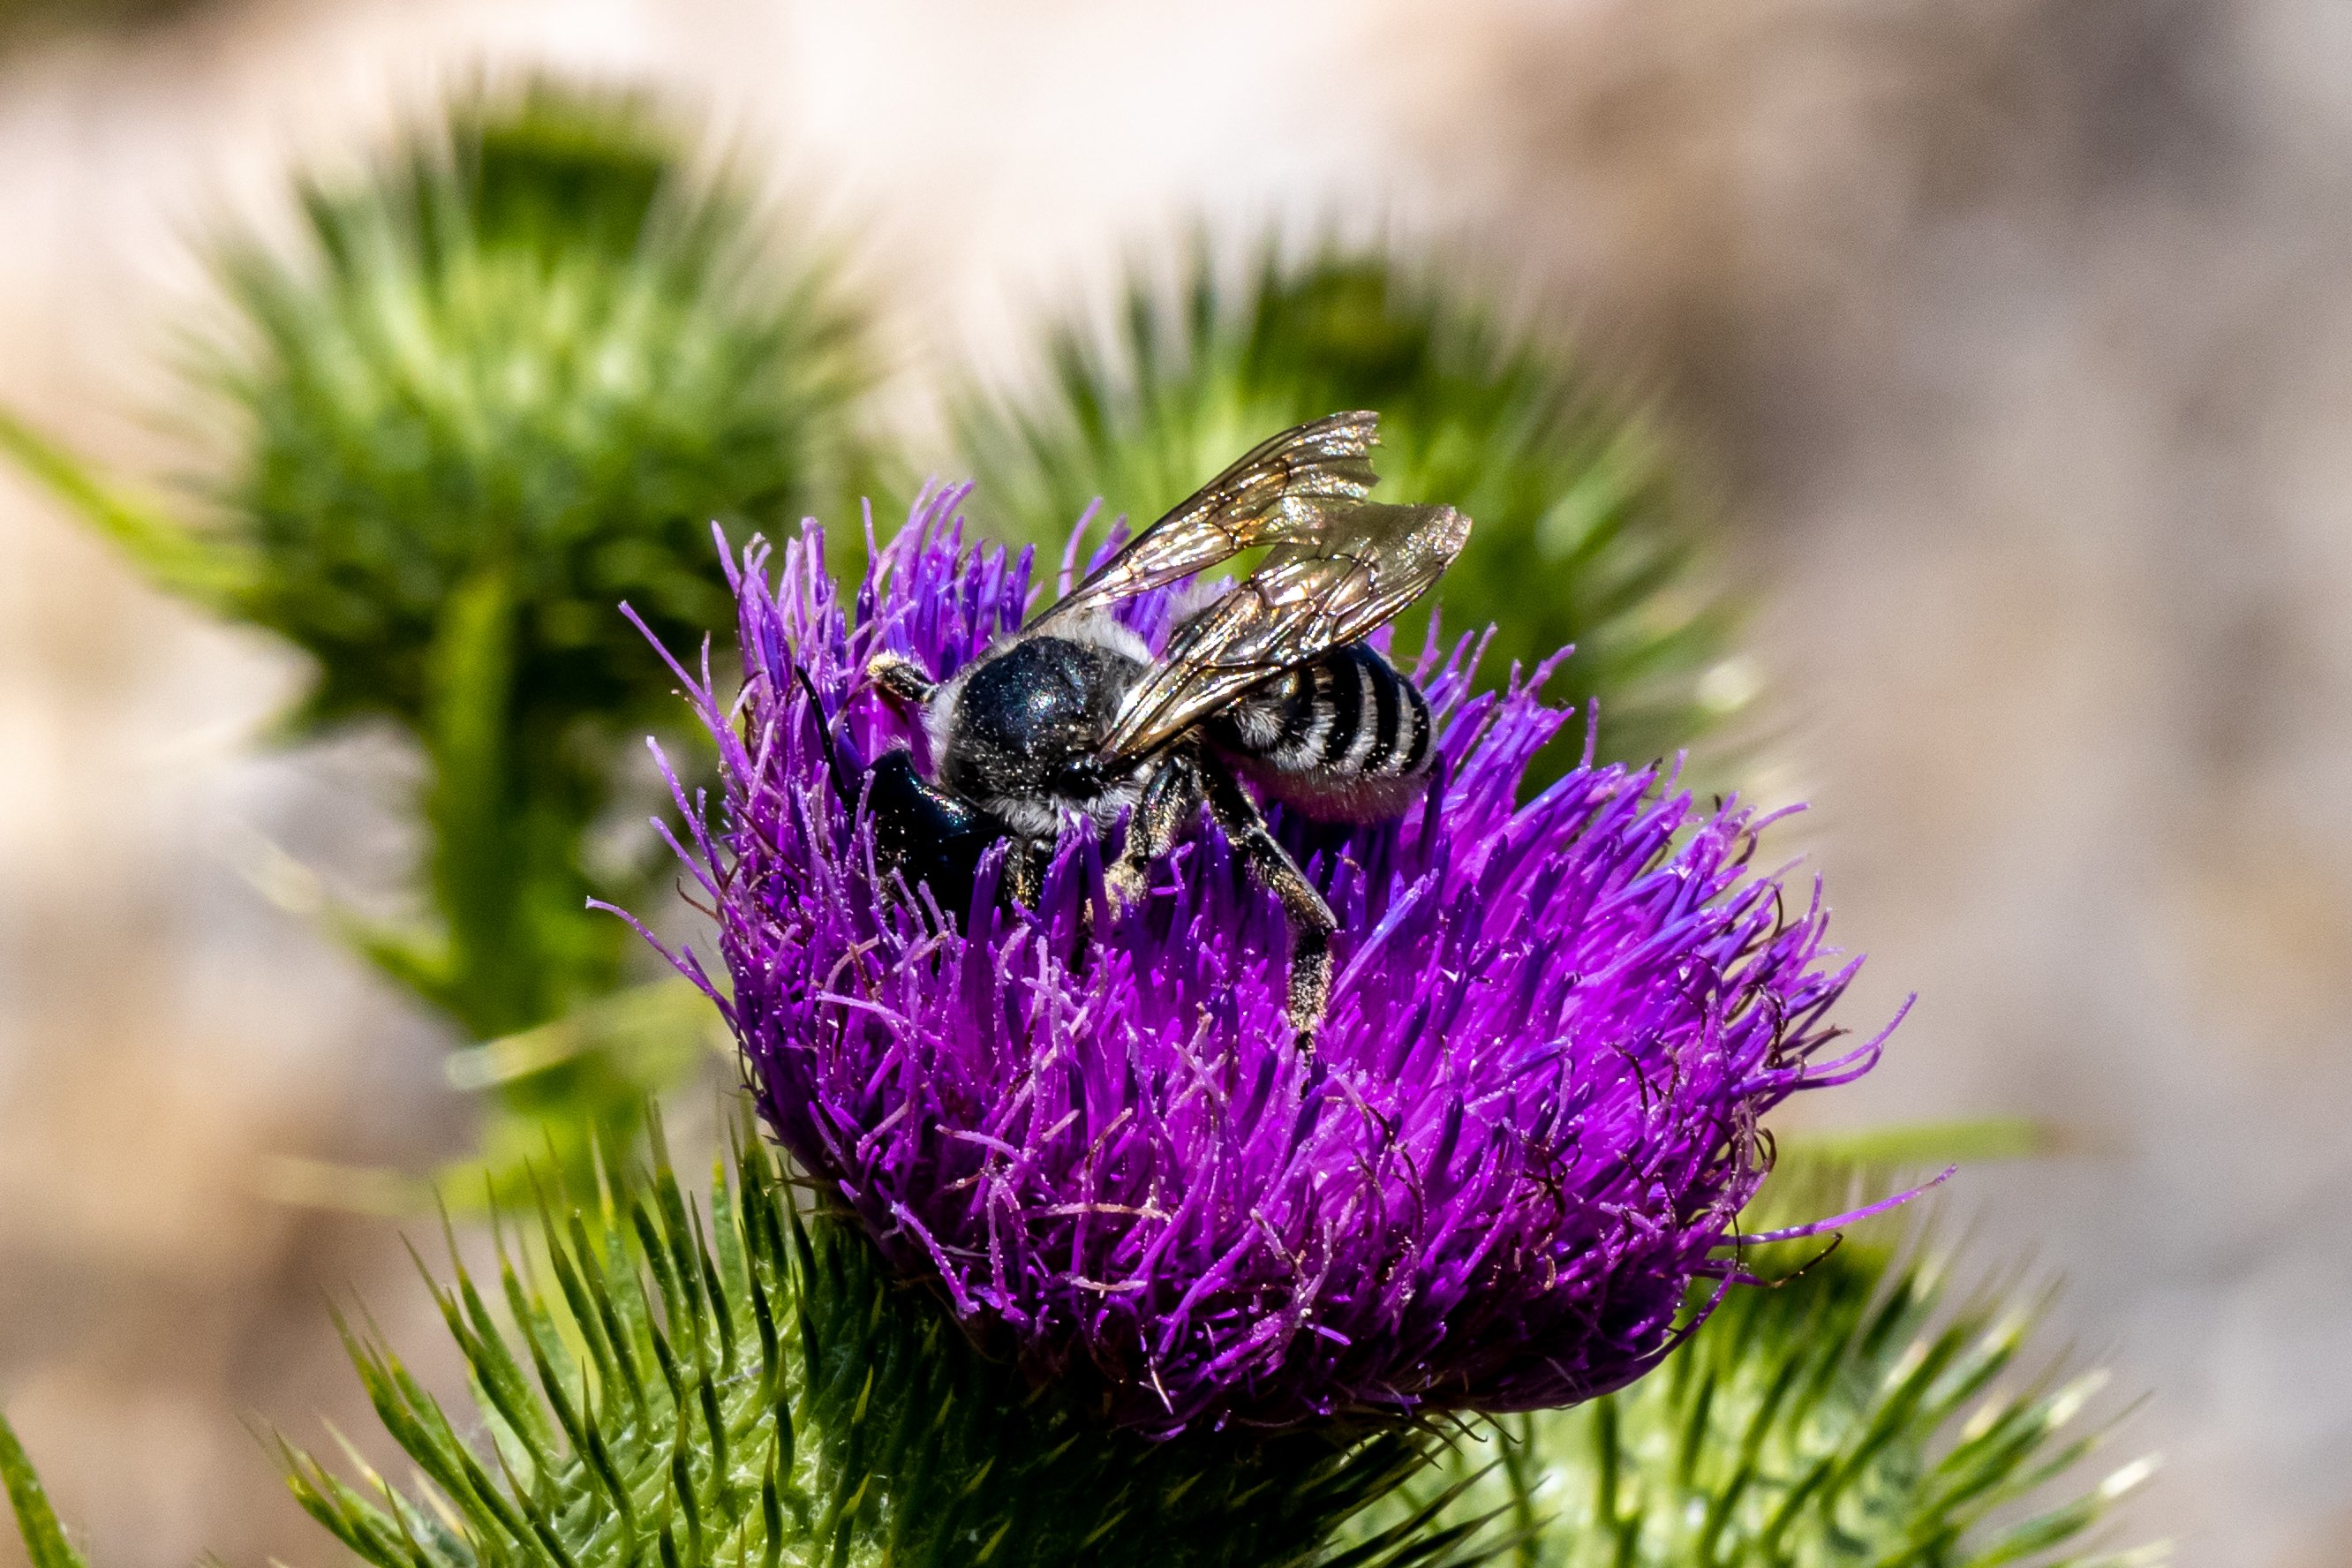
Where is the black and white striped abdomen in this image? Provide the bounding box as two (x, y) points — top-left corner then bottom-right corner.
(1204, 642), (1437, 822)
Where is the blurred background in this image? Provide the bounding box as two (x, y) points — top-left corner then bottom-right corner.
(0, 1), (2347, 1565)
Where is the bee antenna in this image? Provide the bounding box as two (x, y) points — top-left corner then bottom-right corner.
(788, 661), (851, 798)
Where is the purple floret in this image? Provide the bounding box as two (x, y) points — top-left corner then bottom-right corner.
(631, 486), (1895, 1437)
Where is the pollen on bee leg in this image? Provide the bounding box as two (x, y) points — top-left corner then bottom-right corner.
(866, 651), (936, 705)
(1286, 933), (1332, 1057)
(1105, 858), (1150, 913)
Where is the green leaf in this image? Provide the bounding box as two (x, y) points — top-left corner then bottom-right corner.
(1777, 1118), (2056, 1172)
(442, 979), (719, 1096)
(0, 1406), (91, 1568)
(0, 405), (257, 607)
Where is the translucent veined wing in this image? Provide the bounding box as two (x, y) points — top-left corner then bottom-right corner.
(1097, 499), (1471, 763)
(1028, 411), (1383, 630)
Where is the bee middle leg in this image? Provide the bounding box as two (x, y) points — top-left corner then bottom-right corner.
(1200, 758), (1338, 1052)
(1107, 744), (1207, 913)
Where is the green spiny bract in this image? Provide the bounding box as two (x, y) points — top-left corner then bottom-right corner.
(276, 1121), (1499, 1568)
(1345, 1200), (2160, 1568)
(949, 237), (1733, 768)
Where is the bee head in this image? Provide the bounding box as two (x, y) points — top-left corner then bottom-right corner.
(1051, 754), (1105, 801)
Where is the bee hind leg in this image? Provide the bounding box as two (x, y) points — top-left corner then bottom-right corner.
(1202, 758), (1337, 1056)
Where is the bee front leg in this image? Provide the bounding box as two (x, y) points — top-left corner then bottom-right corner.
(1003, 839), (1046, 908)
(1201, 758), (1338, 1054)
(1108, 745), (1206, 914)
(866, 652), (938, 706)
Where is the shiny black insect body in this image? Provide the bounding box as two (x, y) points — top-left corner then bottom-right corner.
(854, 750), (1002, 927)
(858, 411), (1471, 1046)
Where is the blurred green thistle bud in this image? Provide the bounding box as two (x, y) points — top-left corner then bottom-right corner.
(205, 79), (873, 755)
(0, 77), (880, 1180)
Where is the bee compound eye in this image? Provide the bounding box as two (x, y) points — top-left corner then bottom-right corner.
(1052, 756), (1102, 799)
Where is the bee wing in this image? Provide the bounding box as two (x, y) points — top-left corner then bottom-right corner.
(1028, 411), (1383, 629)
(1097, 499), (1472, 762)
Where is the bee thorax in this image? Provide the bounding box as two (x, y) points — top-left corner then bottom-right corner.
(931, 628), (1149, 841)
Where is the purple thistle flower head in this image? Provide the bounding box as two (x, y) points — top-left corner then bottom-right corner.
(635, 486), (1896, 1438)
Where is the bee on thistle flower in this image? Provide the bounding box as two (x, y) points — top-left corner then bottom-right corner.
(859, 412), (1466, 1051)
(623, 434), (1897, 1437)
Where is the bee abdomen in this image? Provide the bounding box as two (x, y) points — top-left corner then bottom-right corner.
(1209, 643), (1436, 820)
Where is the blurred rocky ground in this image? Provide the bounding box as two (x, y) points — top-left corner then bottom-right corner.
(0, 2), (2345, 1565)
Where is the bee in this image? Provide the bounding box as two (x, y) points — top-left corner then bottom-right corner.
(857, 411), (1471, 1047)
